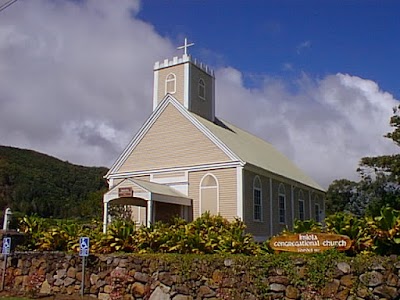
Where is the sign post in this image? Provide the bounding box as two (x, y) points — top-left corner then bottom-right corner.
(79, 237), (89, 296)
(1, 237), (11, 291)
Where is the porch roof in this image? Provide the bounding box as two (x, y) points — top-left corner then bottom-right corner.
(104, 178), (192, 206)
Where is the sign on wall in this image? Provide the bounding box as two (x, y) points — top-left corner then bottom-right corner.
(269, 233), (351, 253)
(118, 187), (133, 198)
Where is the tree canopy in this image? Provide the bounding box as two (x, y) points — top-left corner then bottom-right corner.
(0, 146), (108, 220)
(326, 106), (400, 217)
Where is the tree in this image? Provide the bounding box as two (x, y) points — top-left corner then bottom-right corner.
(358, 105), (400, 183)
(325, 179), (357, 215)
(326, 106), (400, 217)
(356, 105), (400, 215)
(326, 178), (379, 217)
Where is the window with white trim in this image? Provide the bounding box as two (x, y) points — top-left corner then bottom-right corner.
(199, 78), (205, 100)
(165, 73), (176, 94)
(253, 176), (262, 221)
(200, 174), (218, 215)
(298, 190), (305, 221)
(278, 184), (286, 224)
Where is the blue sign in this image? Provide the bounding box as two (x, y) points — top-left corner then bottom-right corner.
(79, 237), (89, 257)
(2, 237), (11, 255)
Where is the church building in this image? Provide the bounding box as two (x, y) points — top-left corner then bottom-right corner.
(103, 39), (325, 241)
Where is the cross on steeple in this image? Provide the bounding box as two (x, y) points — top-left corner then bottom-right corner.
(177, 38), (194, 55)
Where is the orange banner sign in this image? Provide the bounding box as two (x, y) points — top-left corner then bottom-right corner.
(270, 233), (352, 253)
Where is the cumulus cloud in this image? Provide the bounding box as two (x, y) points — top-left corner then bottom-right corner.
(216, 69), (399, 187)
(0, 0), (174, 166)
(0, 0), (398, 188)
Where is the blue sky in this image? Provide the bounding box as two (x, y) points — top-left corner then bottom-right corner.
(139, 1), (400, 97)
(0, 0), (399, 187)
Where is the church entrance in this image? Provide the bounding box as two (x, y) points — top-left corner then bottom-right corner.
(102, 178), (192, 233)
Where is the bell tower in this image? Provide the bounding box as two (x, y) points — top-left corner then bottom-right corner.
(153, 38), (215, 122)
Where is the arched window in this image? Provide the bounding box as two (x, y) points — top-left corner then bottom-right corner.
(165, 73), (176, 94)
(200, 174), (218, 215)
(199, 78), (205, 100)
(253, 176), (262, 221)
(298, 190), (305, 221)
(278, 184), (286, 224)
(314, 195), (321, 222)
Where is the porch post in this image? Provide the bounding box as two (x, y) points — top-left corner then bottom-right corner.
(147, 199), (153, 227)
(103, 201), (108, 233)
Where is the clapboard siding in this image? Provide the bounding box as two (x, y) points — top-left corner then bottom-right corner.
(153, 172), (186, 179)
(131, 207), (146, 226)
(269, 180), (291, 235)
(157, 65), (185, 106)
(107, 180), (147, 199)
(117, 103), (231, 173)
(188, 64), (214, 120)
(188, 167), (237, 220)
(242, 170), (270, 237)
(134, 175), (150, 181)
(111, 176), (149, 189)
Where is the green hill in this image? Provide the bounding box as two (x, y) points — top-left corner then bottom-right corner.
(0, 145), (108, 219)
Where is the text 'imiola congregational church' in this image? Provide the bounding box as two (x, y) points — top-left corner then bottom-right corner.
(103, 39), (325, 241)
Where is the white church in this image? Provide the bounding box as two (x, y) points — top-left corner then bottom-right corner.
(103, 39), (325, 241)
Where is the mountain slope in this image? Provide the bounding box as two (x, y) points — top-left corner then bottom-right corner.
(0, 146), (108, 219)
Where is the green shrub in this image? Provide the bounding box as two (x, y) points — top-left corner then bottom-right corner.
(367, 206), (400, 255)
(16, 205), (400, 256)
(325, 212), (373, 255)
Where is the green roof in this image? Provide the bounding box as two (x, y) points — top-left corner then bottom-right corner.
(193, 114), (324, 192)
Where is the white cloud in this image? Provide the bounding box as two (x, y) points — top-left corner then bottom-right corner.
(297, 40), (311, 54)
(0, 0), (174, 166)
(0, 0), (398, 189)
(216, 69), (398, 187)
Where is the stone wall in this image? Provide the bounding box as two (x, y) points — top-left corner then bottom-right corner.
(1, 252), (400, 299)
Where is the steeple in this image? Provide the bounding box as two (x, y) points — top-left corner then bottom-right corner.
(152, 39), (215, 122)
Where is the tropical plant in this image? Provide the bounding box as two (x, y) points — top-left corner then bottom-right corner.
(292, 219), (322, 233)
(366, 206), (400, 255)
(130, 213), (259, 255)
(97, 219), (136, 253)
(324, 212), (373, 255)
(38, 221), (82, 251)
(18, 215), (49, 250)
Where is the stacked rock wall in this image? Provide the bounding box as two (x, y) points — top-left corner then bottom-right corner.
(1, 252), (400, 299)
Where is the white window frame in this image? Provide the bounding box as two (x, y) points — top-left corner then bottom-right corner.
(253, 176), (262, 221)
(165, 73), (176, 94)
(199, 173), (219, 214)
(278, 184), (286, 224)
(199, 78), (206, 100)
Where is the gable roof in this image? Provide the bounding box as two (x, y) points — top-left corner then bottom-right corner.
(106, 95), (240, 177)
(191, 113), (325, 192)
(106, 94), (324, 192)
